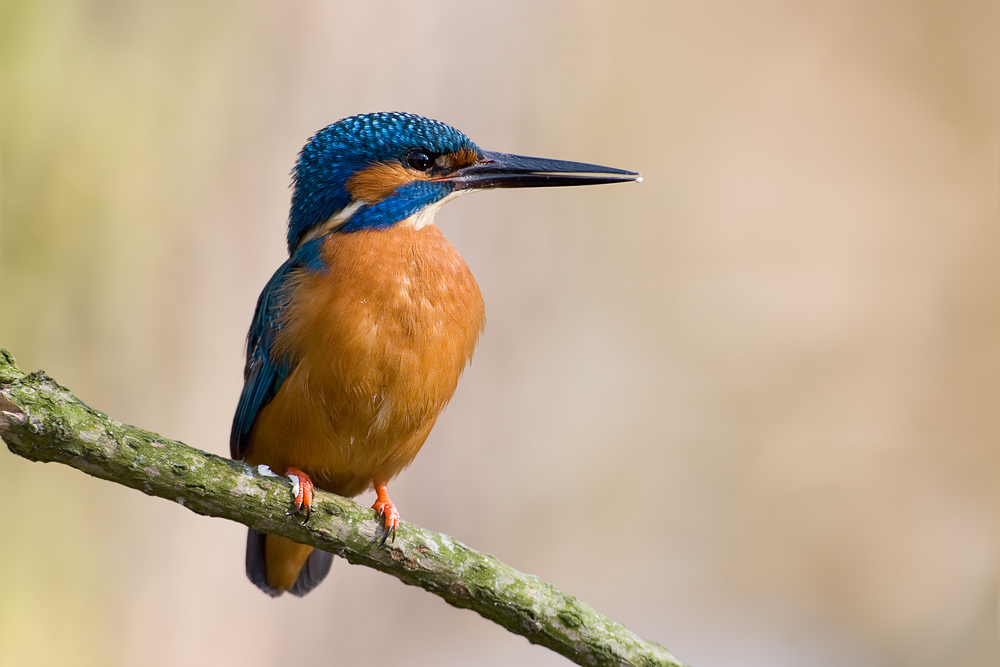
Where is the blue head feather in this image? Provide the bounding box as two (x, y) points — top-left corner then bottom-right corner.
(287, 112), (481, 253)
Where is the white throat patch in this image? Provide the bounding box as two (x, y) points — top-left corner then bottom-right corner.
(404, 189), (470, 230)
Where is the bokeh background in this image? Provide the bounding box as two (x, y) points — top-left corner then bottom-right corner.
(1, 2), (996, 666)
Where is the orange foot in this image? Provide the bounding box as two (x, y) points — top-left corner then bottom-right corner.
(371, 483), (400, 546)
(285, 466), (314, 517)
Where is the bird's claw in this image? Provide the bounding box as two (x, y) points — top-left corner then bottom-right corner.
(377, 514), (398, 547)
(285, 466), (314, 518)
(371, 484), (399, 546)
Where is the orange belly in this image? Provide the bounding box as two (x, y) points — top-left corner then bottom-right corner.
(245, 221), (485, 498)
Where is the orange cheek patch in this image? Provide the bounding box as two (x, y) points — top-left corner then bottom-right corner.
(434, 147), (480, 172)
(346, 162), (426, 203)
(452, 147), (481, 169)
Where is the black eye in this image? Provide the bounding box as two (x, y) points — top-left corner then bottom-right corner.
(405, 150), (433, 171)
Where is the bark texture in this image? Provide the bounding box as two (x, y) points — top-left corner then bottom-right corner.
(0, 349), (684, 667)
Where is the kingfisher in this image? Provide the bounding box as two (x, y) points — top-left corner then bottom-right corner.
(231, 111), (639, 597)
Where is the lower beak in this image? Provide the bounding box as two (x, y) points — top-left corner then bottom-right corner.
(443, 151), (640, 190)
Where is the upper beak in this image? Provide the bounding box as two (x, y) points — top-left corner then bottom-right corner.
(443, 151), (640, 190)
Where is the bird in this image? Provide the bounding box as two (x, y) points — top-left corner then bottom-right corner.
(231, 111), (639, 597)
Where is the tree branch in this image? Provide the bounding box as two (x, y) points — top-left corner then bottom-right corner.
(0, 349), (685, 667)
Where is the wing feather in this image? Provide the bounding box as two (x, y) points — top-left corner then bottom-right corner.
(230, 260), (298, 460)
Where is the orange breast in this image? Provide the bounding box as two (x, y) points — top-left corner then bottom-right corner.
(245, 221), (485, 498)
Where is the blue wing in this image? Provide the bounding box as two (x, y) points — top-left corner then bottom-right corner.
(230, 260), (298, 460)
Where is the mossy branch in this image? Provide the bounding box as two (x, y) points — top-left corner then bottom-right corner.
(0, 349), (684, 667)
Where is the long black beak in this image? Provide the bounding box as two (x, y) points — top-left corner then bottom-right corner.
(445, 151), (640, 190)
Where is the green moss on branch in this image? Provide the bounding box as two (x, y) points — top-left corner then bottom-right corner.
(0, 349), (684, 667)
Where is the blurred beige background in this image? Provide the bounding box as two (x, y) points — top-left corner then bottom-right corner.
(1, 2), (996, 666)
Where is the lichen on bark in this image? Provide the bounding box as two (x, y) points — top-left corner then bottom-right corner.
(0, 349), (685, 667)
